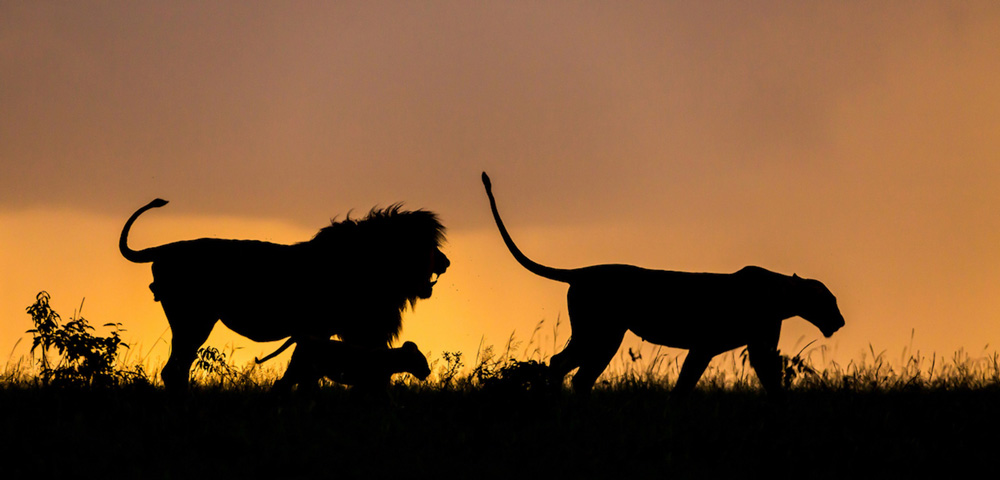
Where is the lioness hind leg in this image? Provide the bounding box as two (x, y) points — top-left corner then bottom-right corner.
(160, 301), (218, 391)
(567, 329), (627, 393)
(673, 350), (713, 395)
(549, 343), (582, 386)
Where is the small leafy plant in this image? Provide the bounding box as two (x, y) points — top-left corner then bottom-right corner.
(26, 291), (147, 387)
(462, 345), (553, 393)
(437, 351), (464, 387)
(193, 345), (237, 384)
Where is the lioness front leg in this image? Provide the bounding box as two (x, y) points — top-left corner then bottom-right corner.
(747, 322), (783, 394)
(747, 343), (782, 394)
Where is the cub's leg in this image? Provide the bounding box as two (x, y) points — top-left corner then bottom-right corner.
(337, 331), (391, 388)
(673, 350), (713, 395)
(271, 349), (304, 393)
(159, 300), (217, 391)
(747, 321), (783, 393)
(272, 342), (323, 393)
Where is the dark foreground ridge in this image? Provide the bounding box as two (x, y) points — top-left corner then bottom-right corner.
(2, 384), (998, 477)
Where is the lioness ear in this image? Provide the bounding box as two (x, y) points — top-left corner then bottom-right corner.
(793, 273), (801, 280)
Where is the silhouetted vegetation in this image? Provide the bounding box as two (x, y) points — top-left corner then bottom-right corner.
(3, 293), (998, 477)
(24, 291), (147, 387)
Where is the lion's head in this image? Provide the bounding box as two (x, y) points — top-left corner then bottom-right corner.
(309, 203), (449, 310)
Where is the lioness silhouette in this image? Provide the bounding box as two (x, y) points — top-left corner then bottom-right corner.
(482, 172), (844, 394)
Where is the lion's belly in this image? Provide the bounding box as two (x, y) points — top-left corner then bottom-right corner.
(218, 314), (296, 342)
(215, 288), (330, 342)
(154, 255), (332, 342)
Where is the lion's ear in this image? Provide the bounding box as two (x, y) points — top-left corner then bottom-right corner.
(793, 273), (801, 280)
(402, 341), (418, 351)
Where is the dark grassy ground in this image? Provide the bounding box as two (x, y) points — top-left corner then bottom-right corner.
(3, 381), (998, 478)
(10, 292), (998, 477)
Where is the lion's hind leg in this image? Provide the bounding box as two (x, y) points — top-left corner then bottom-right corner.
(159, 300), (218, 391)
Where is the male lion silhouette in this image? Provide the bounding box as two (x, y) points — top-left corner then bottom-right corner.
(120, 198), (448, 390)
(482, 172), (844, 394)
(258, 338), (430, 393)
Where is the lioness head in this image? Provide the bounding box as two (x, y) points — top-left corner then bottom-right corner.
(793, 274), (845, 338)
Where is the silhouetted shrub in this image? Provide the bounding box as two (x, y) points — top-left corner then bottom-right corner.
(479, 359), (552, 393)
(26, 291), (148, 387)
(437, 351), (464, 388)
(191, 345), (251, 388)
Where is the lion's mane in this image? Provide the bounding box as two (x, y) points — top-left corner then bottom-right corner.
(304, 204), (447, 341)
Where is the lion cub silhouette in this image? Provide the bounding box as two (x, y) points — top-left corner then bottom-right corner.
(482, 172), (845, 394)
(258, 339), (431, 393)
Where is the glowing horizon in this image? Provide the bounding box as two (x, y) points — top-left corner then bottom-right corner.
(2, 204), (995, 377)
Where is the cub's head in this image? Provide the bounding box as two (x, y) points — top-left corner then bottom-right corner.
(793, 274), (845, 338)
(396, 341), (431, 380)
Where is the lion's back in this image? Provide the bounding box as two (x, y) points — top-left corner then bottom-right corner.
(148, 238), (328, 303)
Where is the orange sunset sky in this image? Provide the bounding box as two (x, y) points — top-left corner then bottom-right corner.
(2, 2), (999, 374)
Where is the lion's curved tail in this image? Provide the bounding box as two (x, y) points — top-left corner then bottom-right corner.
(120, 198), (169, 263)
(481, 172), (575, 283)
